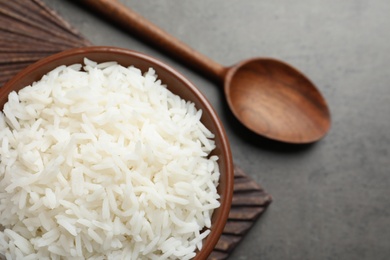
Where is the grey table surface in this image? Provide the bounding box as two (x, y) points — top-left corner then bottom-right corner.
(41, 0), (390, 259)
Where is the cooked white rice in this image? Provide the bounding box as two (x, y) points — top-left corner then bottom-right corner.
(0, 58), (220, 260)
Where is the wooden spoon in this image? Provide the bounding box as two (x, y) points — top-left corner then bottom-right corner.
(78, 0), (331, 144)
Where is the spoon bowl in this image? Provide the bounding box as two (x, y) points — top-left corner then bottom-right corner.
(78, 0), (331, 144)
(225, 58), (330, 143)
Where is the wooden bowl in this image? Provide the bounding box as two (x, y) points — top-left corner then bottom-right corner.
(0, 46), (234, 259)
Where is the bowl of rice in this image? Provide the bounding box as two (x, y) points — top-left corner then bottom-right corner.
(0, 46), (234, 260)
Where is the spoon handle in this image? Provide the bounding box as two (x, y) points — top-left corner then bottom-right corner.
(78, 0), (227, 83)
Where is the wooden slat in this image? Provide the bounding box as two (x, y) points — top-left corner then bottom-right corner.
(214, 234), (242, 252)
(234, 176), (262, 191)
(228, 206), (266, 220)
(208, 250), (229, 260)
(222, 221), (253, 235)
(232, 191), (272, 206)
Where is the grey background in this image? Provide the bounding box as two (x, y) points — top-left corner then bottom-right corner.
(42, 0), (390, 259)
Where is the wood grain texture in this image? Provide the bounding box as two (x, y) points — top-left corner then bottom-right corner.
(0, 0), (92, 87)
(224, 59), (331, 144)
(0, 1), (272, 259)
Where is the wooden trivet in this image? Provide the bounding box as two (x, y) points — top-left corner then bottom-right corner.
(0, 1), (272, 259)
(208, 166), (272, 260)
